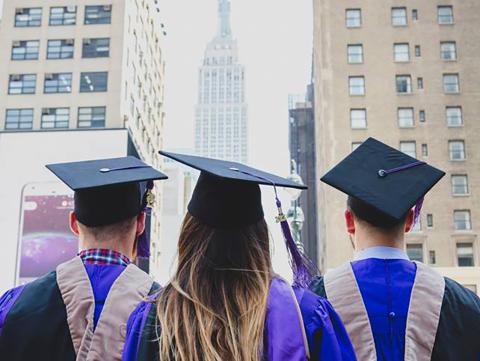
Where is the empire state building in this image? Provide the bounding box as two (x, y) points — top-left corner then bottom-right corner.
(194, 0), (248, 163)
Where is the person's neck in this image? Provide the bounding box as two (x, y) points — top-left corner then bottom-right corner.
(80, 238), (134, 259)
(354, 227), (404, 252)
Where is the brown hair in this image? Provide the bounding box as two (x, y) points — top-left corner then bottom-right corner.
(156, 213), (272, 361)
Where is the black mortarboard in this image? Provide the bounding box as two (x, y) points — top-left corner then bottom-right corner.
(46, 156), (167, 227)
(321, 137), (445, 222)
(159, 151), (306, 228)
(159, 151), (316, 287)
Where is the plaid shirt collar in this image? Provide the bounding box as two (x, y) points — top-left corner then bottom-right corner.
(78, 248), (131, 267)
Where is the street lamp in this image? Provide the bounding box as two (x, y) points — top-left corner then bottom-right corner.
(285, 160), (305, 246)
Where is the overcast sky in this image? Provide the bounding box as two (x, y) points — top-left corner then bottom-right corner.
(161, 0), (313, 175)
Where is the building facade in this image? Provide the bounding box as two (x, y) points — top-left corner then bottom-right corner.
(194, 0), (248, 162)
(288, 87), (319, 266)
(0, 0), (166, 274)
(313, 0), (480, 292)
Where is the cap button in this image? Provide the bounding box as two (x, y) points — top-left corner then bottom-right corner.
(378, 169), (387, 177)
(99, 168), (110, 173)
(389, 311), (396, 319)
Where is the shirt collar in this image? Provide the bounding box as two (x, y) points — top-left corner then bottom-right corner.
(78, 248), (131, 267)
(354, 246), (410, 261)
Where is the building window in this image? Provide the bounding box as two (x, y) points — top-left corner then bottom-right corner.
(407, 244), (423, 262)
(429, 250), (436, 264)
(446, 106), (463, 126)
(394, 43), (410, 62)
(352, 142), (362, 151)
(5, 108), (33, 130)
(438, 6), (454, 25)
(392, 7), (407, 26)
(412, 9), (418, 21)
(347, 45), (363, 64)
(443, 74), (459, 93)
(396, 75), (412, 94)
(421, 144), (428, 156)
(346, 9), (361, 28)
(415, 45), (421, 57)
(349, 76), (365, 96)
(80, 72), (108, 92)
(417, 77), (424, 90)
(47, 39), (74, 59)
(11, 40), (39, 60)
(78, 106), (106, 128)
(82, 38), (110, 58)
(457, 243), (474, 266)
(350, 109), (367, 129)
(419, 110), (426, 122)
(427, 214), (434, 228)
(8, 74), (36, 94)
(400, 141), (416, 158)
(449, 140), (465, 160)
(44, 73), (72, 93)
(49, 6), (76, 26)
(84, 5), (112, 25)
(15, 8), (42, 27)
(41, 108), (69, 129)
(440, 41), (457, 61)
(452, 175), (469, 195)
(398, 108), (414, 127)
(454, 211), (472, 231)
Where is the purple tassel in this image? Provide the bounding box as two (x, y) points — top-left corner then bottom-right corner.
(137, 182), (155, 259)
(413, 197), (424, 225)
(276, 199), (316, 288)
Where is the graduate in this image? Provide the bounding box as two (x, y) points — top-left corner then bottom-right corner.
(0, 156), (167, 360)
(310, 137), (480, 361)
(122, 151), (356, 361)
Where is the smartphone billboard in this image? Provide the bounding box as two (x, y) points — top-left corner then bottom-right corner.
(0, 129), (131, 292)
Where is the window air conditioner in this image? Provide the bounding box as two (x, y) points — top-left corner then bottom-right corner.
(65, 39), (74, 45)
(84, 38), (91, 45)
(11, 74), (21, 81)
(45, 73), (54, 80)
(42, 108), (51, 115)
(66, 6), (76, 13)
(15, 8), (24, 15)
(12, 41), (21, 47)
(103, 5), (112, 11)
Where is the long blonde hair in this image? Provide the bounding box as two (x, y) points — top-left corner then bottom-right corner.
(156, 213), (272, 361)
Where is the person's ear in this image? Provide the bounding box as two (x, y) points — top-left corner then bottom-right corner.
(404, 208), (415, 232)
(69, 212), (80, 236)
(136, 212), (146, 236)
(345, 209), (355, 234)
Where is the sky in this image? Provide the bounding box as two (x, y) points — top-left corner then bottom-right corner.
(161, 0), (313, 175)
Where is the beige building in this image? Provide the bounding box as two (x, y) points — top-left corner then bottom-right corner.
(313, 0), (480, 292)
(0, 0), (166, 274)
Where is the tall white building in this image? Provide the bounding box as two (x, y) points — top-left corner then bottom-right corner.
(194, 0), (248, 163)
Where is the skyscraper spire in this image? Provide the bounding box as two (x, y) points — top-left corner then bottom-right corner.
(217, 0), (232, 38)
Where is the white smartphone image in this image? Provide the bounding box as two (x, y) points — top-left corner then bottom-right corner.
(16, 182), (78, 286)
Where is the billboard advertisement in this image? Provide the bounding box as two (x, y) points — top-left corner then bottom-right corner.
(0, 129), (131, 293)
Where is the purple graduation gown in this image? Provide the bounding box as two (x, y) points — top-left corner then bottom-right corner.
(122, 277), (356, 361)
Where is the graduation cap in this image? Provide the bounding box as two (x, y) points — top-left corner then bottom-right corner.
(46, 156), (168, 258)
(321, 137), (445, 225)
(159, 151), (316, 287)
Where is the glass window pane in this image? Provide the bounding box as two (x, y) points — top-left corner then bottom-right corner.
(454, 211), (471, 230)
(350, 109), (366, 129)
(15, 8), (42, 27)
(346, 9), (361, 28)
(80, 72), (108, 92)
(400, 141), (416, 157)
(398, 108), (414, 127)
(396, 75), (412, 93)
(41, 108), (70, 129)
(452, 175), (469, 195)
(441, 42), (457, 60)
(407, 244), (423, 262)
(392, 8), (407, 26)
(5, 108), (33, 129)
(446, 107), (463, 126)
(457, 243), (474, 266)
(438, 6), (454, 24)
(349, 76), (365, 96)
(348, 45), (363, 63)
(85, 5), (112, 25)
(82, 38), (110, 58)
(443, 74), (459, 93)
(77, 106), (106, 128)
(449, 141), (465, 160)
(394, 43), (409, 62)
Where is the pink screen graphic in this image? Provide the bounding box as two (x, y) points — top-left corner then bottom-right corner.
(18, 195), (78, 282)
